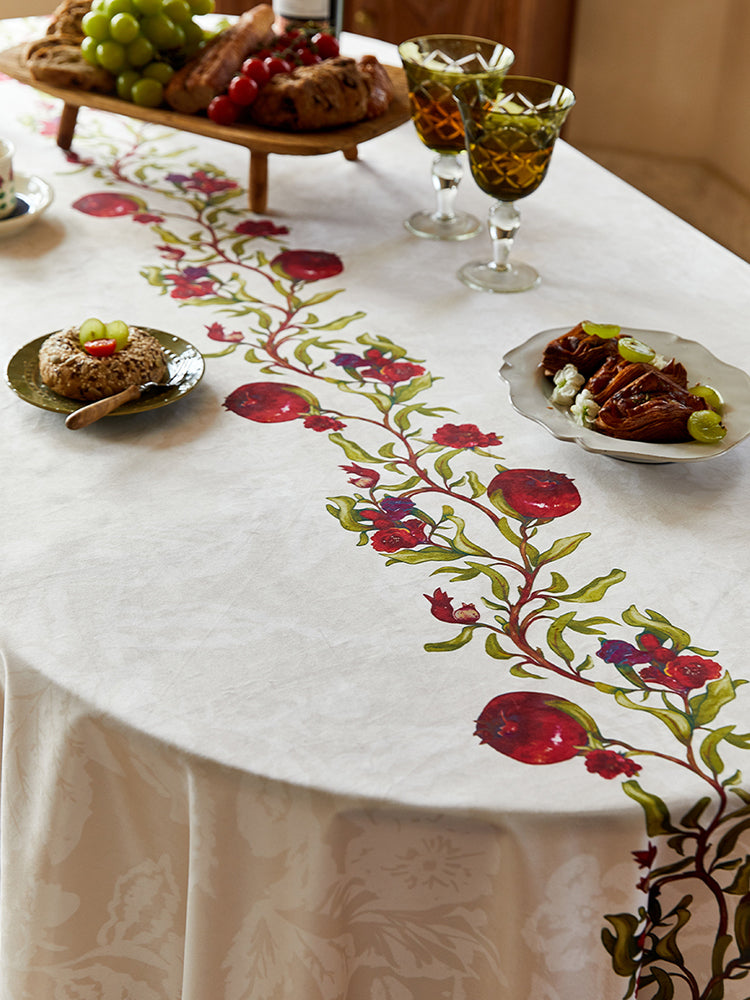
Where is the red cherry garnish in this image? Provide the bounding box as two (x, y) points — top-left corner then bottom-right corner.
(83, 338), (118, 358)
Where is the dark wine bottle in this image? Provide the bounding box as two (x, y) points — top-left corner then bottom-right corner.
(273, 0), (343, 37)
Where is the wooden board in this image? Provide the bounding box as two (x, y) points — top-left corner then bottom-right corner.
(0, 43), (410, 211)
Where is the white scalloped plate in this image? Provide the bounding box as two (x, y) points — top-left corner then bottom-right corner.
(499, 326), (750, 464)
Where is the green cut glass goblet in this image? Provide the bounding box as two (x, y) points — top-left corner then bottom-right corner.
(398, 34), (514, 241)
(453, 75), (575, 291)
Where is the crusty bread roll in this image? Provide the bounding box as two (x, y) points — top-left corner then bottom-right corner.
(24, 36), (115, 92)
(249, 55), (393, 131)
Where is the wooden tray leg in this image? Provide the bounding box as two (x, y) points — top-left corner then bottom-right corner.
(57, 103), (79, 150)
(249, 150), (268, 213)
(343, 145), (359, 161)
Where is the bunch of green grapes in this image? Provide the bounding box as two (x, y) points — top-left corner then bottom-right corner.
(81, 0), (215, 107)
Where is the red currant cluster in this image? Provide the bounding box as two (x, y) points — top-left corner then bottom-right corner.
(207, 28), (340, 125)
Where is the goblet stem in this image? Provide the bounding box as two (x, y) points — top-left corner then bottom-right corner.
(432, 153), (464, 222)
(488, 200), (521, 271)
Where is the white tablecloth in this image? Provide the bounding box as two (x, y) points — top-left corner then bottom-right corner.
(2, 15), (750, 1000)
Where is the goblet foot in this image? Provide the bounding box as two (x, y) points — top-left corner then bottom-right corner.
(405, 209), (481, 241)
(457, 258), (539, 293)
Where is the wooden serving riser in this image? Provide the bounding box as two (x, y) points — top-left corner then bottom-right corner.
(0, 44), (409, 213)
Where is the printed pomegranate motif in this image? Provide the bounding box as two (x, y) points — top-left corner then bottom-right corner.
(224, 382), (310, 422)
(72, 192), (142, 217)
(487, 469), (581, 519)
(271, 249), (343, 282)
(475, 691), (588, 764)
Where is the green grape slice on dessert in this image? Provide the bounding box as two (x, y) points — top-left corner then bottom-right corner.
(687, 409), (727, 443)
(581, 320), (621, 339)
(618, 336), (656, 364)
(689, 384), (724, 413)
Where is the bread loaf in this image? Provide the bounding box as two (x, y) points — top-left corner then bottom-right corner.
(45, 0), (92, 43)
(24, 36), (114, 91)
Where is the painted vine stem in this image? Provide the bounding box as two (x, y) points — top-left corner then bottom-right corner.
(54, 116), (750, 1000)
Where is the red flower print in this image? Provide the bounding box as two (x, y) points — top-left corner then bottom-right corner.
(271, 249), (343, 282)
(359, 508), (397, 529)
(165, 272), (217, 299)
(224, 382), (310, 422)
(341, 464), (380, 488)
(425, 588), (480, 623)
(433, 423), (502, 448)
(475, 691), (588, 764)
(488, 469), (581, 520)
(157, 245), (186, 261)
(234, 219), (289, 237)
(166, 170), (237, 195)
(640, 655), (722, 693)
(73, 192), (141, 217)
(304, 415), (345, 431)
(206, 322), (244, 342)
(371, 519), (427, 552)
(377, 362), (426, 385)
(584, 749), (642, 779)
(633, 842), (657, 870)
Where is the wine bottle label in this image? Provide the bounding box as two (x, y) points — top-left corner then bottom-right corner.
(273, 0), (328, 19)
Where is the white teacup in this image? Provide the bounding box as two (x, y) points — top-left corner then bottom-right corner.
(0, 140), (16, 220)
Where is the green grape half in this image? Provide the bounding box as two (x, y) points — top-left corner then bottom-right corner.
(105, 320), (130, 350)
(581, 320), (621, 340)
(689, 384), (724, 414)
(687, 409), (727, 443)
(79, 318), (107, 344)
(618, 336), (655, 364)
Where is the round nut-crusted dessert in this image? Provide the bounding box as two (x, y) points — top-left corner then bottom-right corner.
(39, 325), (168, 402)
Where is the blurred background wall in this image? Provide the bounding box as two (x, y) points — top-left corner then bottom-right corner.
(1, 0), (747, 260)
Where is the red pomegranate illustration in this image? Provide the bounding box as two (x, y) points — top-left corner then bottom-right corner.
(224, 382), (311, 422)
(270, 249), (343, 282)
(487, 469), (581, 519)
(72, 192), (143, 217)
(475, 690), (588, 764)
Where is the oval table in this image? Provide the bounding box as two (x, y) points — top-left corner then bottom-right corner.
(1, 15), (750, 1000)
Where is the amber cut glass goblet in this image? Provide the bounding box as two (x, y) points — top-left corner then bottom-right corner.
(398, 34), (514, 241)
(453, 76), (575, 291)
